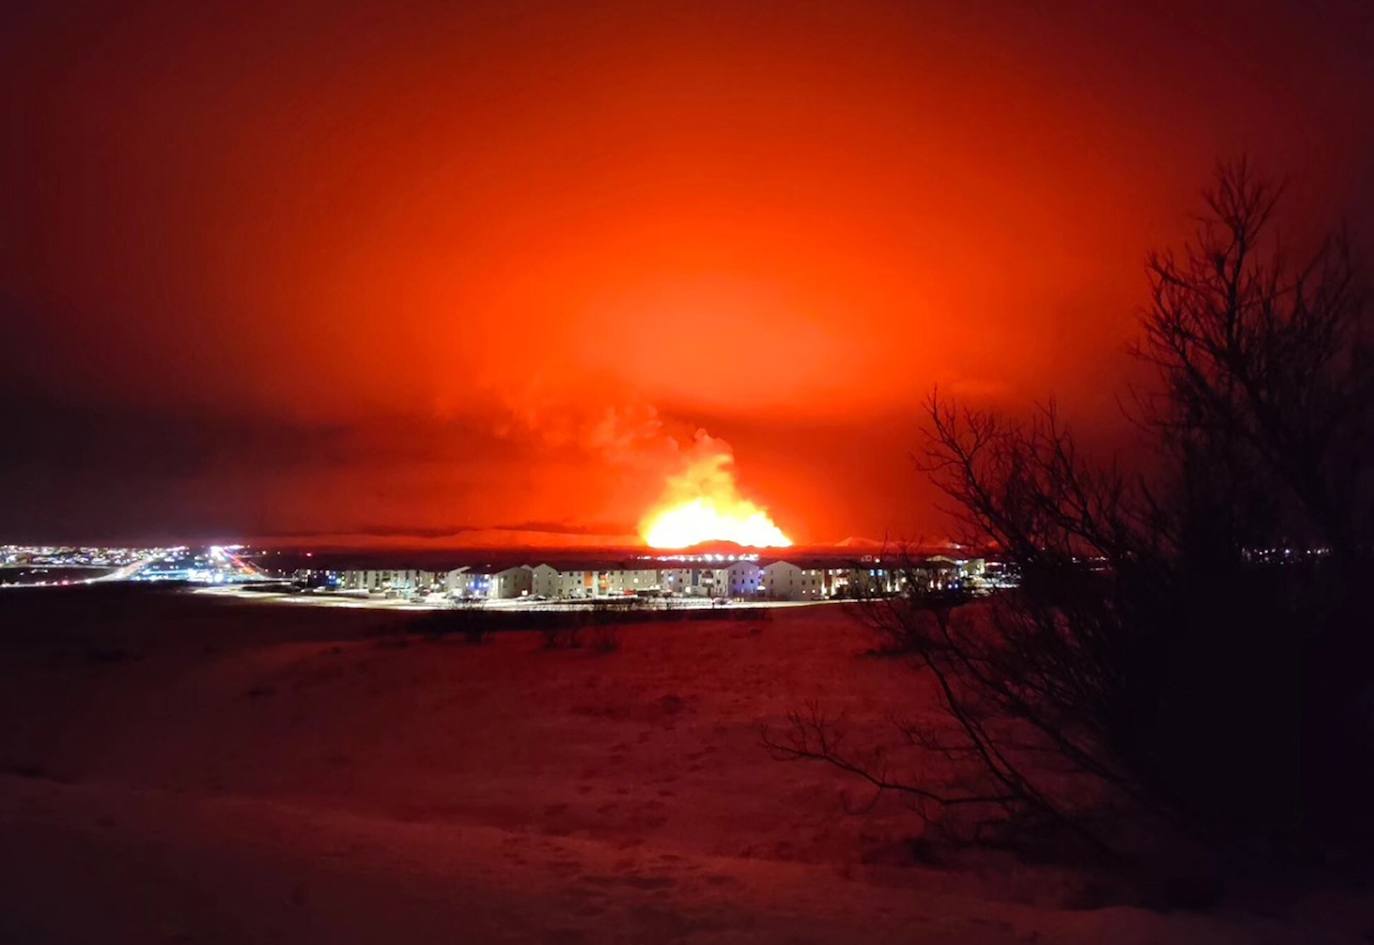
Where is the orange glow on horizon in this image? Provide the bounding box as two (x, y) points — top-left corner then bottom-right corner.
(640, 452), (792, 549)
(6, 2), (1370, 544)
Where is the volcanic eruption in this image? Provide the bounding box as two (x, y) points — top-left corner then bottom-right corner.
(639, 450), (791, 549)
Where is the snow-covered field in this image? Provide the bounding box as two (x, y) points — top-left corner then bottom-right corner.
(0, 587), (1365, 943)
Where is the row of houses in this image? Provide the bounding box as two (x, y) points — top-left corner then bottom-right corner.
(297, 556), (988, 602)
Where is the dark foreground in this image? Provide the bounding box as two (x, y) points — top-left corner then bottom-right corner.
(0, 586), (1366, 943)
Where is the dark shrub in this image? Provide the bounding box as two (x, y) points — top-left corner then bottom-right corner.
(769, 161), (1374, 860)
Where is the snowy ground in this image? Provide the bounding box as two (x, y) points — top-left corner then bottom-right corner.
(1, 587), (1367, 943)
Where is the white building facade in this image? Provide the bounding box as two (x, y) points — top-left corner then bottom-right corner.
(530, 564), (560, 599)
(603, 568), (660, 595)
(761, 561), (823, 600)
(492, 566), (533, 599)
(723, 561), (762, 597)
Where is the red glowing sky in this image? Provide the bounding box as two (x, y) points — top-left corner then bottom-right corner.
(3, 1), (1372, 545)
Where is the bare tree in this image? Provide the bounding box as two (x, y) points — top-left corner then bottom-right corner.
(1138, 159), (1372, 560)
(766, 161), (1374, 857)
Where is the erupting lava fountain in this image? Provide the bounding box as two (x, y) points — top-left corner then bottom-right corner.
(639, 451), (791, 549)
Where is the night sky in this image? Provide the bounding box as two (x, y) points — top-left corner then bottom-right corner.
(4, 0), (1373, 546)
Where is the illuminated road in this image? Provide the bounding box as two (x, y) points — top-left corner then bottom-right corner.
(94, 555), (163, 582)
(194, 584), (846, 612)
(94, 545), (270, 584)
